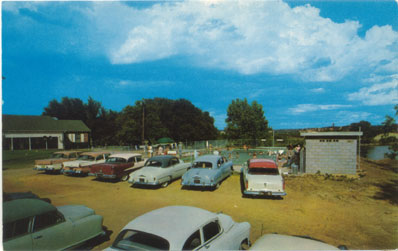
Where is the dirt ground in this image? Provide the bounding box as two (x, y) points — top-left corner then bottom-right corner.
(2, 158), (398, 250)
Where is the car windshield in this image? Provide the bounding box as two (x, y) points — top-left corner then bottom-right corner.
(192, 161), (213, 169)
(106, 157), (126, 163)
(77, 155), (95, 161)
(248, 168), (279, 175)
(145, 160), (163, 167)
(112, 229), (170, 250)
(51, 153), (67, 158)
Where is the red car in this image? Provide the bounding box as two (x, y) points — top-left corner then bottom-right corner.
(88, 153), (145, 181)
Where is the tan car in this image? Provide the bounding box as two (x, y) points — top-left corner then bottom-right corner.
(34, 151), (81, 173)
(62, 151), (111, 176)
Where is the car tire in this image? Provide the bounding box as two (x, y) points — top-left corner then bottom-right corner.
(161, 181), (169, 188)
(239, 239), (250, 250)
(121, 174), (129, 181)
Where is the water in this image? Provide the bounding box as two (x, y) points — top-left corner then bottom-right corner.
(362, 145), (396, 160)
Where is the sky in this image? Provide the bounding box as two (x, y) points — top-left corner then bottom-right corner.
(2, 0), (398, 130)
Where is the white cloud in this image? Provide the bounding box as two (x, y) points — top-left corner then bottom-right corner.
(310, 88), (325, 93)
(335, 111), (374, 125)
(289, 104), (352, 114)
(348, 78), (398, 105)
(83, 1), (398, 82)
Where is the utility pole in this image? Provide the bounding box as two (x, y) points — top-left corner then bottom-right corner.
(141, 99), (145, 145)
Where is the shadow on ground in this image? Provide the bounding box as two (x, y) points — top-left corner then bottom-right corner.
(77, 226), (113, 250)
(373, 179), (398, 205)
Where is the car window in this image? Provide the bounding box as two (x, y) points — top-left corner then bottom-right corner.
(183, 230), (201, 250)
(136, 156), (142, 162)
(145, 160), (163, 167)
(106, 157), (127, 163)
(203, 221), (221, 242)
(222, 157), (227, 163)
(170, 158), (179, 166)
(128, 157), (136, 163)
(78, 155), (95, 161)
(4, 217), (31, 241)
(69, 153), (77, 158)
(96, 155), (104, 161)
(192, 161), (213, 169)
(33, 211), (64, 232)
(248, 168), (279, 175)
(112, 230), (170, 250)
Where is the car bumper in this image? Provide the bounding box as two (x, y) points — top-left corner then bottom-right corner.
(243, 190), (286, 196)
(130, 179), (159, 186)
(88, 173), (117, 179)
(34, 165), (59, 171)
(181, 180), (215, 187)
(63, 169), (83, 175)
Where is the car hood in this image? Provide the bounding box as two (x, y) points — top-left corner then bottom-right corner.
(57, 205), (95, 223)
(35, 158), (66, 165)
(63, 160), (92, 168)
(132, 166), (165, 178)
(183, 168), (216, 180)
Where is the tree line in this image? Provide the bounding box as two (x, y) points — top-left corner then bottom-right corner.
(42, 97), (271, 146)
(42, 96), (397, 148)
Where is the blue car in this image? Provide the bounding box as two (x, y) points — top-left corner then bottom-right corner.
(181, 155), (233, 189)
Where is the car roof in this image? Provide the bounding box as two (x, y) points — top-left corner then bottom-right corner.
(250, 234), (339, 250)
(109, 153), (141, 159)
(3, 199), (56, 223)
(248, 158), (277, 168)
(54, 151), (81, 155)
(81, 151), (110, 157)
(194, 155), (221, 163)
(122, 206), (217, 247)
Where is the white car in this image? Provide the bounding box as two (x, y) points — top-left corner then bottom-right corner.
(241, 158), (286, 197)
(62, 151), (111, 176)
(128, 155), (191, 187)
(250, 234), (346, 250)
(106, 206), (251, 250)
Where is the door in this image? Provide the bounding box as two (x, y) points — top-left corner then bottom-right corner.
(32, 211), (73, 250)
(3, 217), (33, 250)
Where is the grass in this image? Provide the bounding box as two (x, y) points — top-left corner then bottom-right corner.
(2, 149), (58, 170)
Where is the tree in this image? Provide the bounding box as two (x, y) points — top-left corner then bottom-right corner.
(348, 121), (377, 144)
(42, 97), (118, 146)
(225, 98), (269, 144)
(116, 98), (219, 145)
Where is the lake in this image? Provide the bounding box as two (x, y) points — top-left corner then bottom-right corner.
(361, 145), (397, 160)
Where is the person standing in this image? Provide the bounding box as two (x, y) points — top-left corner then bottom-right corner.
(291, 144), (301, 174)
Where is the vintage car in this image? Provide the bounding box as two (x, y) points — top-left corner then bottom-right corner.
(128, 155), (191, 188)
(250, 234), (346, 250)
(33, 151), (81, 173)
(241, 158), (286, 197)
(181, 155), (233, 189)
(105, 206), (251, 250)
(3, 191), (51, 204)
(88, 153), (145, 180)
(63, 151), (111, 176)
(3, 198), (104, 250)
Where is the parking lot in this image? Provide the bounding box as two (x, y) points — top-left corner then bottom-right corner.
(2, 157), (398, 250)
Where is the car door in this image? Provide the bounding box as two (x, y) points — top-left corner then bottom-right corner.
(196, 220), (224, 250)
(170, 157), (184, 178)
(3, 217), (33, 250)
(221, 157), (231, 177)
(32, 210), (74, 250)
(216, 158), (227, 181)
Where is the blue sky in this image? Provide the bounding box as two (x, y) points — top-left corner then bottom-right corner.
(2, 0), (398, 130)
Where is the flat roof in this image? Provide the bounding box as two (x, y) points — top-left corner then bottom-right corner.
(300, 131), (363, 137)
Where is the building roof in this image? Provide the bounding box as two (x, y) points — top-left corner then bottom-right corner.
(2, 115), (90, 133)
(300, 131), (363, 137)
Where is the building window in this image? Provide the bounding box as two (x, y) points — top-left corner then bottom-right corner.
(75, 133), (81, 143)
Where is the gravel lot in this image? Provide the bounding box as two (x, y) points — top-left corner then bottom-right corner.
(2, 158), (398, 250)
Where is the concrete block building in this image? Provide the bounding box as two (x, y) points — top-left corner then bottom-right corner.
(300, 131), (363, 175)
(2, 115), (91, 150)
